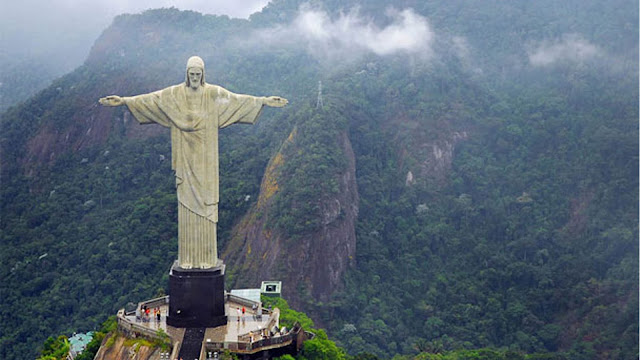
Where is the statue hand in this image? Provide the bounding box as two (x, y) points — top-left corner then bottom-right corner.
(264, 96), (288, 108)
(99, 95), (125, 107)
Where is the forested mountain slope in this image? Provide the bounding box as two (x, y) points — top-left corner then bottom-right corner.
(0, 58), (64, 113)
(1, 1), (637, 359)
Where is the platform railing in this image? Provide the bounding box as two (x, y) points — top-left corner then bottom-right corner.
(116, 309), (166, 341)
(203, 322), (314, 354)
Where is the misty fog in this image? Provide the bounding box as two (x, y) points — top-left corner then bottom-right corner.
(0, 0), (269, 111)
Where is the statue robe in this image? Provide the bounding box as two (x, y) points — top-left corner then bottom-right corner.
(125, 83), (265, 268)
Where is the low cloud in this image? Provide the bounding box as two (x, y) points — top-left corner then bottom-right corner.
(528, 34), (601, 66)
(248, 6), (435, 63)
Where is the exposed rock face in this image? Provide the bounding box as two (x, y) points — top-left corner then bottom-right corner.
(386, 109), (470, 187)
(223, 130), (358, 308)
(94, 334), (160, 360)
(407, 131), (468, 185)
(21, 93), (166, 178)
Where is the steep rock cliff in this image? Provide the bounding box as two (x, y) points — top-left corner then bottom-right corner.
(223, 117), (358, 307)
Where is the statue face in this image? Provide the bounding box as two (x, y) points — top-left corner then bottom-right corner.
(188, 67), (203, 89)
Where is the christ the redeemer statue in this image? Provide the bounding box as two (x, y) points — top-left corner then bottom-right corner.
(99, 56), (287, 269)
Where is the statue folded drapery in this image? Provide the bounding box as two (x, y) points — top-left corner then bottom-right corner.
(99, 56), (288, 269)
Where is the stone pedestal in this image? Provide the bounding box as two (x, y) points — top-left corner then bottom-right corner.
(167, 260), (227, 328)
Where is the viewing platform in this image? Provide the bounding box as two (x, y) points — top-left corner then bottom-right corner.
(116, 292), (313, 359)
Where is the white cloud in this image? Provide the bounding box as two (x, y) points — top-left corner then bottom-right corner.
(528, 34), (601, 67)
(248, 6), (435, 62)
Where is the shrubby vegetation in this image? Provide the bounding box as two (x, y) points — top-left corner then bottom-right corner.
(36, 316), (115, 360)
(269, 103), (350, 236)
(263, 296), (316, 331)
(37, 335), (70, 360)
(319, 58), (638, 358)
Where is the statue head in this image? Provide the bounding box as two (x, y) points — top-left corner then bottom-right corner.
(185, 56), (205, 89)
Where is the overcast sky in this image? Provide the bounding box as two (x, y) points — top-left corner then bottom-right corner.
(1, 0), (613, 77)
(0, 0), (270, 72)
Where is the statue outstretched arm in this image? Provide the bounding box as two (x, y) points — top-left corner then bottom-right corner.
(99, 95), (128, 107)
(263, 96), (288, 108)
(99, 90), (175, 128)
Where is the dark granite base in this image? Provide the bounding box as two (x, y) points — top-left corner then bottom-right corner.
(166, 260), (227, 328)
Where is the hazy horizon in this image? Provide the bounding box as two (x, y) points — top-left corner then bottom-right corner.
(0, 0), (270, 74)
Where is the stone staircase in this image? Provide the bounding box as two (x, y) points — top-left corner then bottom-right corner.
(178, 327), (205, 360)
